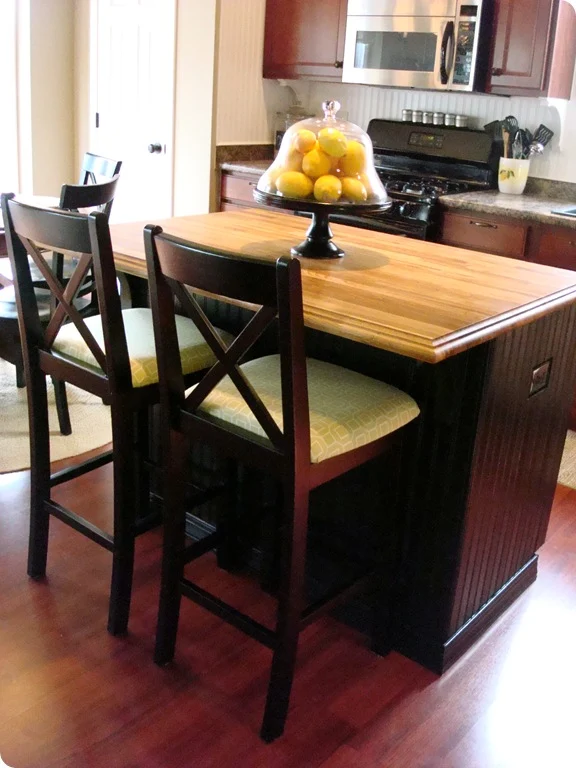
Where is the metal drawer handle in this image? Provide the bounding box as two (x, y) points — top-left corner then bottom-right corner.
(569, 241), (576, 247)
(471, 220), (498, 229)
(248, 181), (257, 187)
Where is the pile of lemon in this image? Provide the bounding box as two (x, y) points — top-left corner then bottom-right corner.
(266, 127), (373, 204)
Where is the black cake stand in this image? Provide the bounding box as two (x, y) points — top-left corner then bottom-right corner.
(253, 189), (392, 259)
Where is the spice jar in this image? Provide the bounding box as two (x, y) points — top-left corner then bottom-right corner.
(433, 112), (445, 126)
(444, 113), (456, 127)
(412, 110), (423, 124)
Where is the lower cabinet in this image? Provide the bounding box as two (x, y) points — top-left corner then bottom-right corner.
(220, 171), (294, 215)
(440, 209), (576, 431)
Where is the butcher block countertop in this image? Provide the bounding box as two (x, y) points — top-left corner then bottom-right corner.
(110, 208), (576, 364)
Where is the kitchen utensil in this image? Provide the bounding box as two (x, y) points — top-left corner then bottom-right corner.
(512, 131), (524, 159)
(503, 115), (519, 135)
(502, 127), (510, 158)
(533, 124), (554, 147)
(516, 129), (531, 159)
(551, 206), (576, 218)
(529, 142), (544, 157)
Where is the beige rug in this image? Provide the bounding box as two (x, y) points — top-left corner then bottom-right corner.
(558, 429), (576, 489)
(0, 359), (112, 474)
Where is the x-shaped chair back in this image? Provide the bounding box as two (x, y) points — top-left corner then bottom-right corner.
(1, 194), (132, 397)
(144, 225), (311, 473)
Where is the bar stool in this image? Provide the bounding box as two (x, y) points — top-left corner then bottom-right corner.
(1, 195), (231, 635)
(144, 225), (420, 742)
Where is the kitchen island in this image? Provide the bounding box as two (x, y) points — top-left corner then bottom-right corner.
(111, 208), (576, 673)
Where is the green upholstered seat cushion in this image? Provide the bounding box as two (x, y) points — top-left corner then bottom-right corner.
(193, 355), (420, 463)
(53, 307), (232, 388)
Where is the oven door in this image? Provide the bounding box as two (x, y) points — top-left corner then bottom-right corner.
(343, 14), (456, 90)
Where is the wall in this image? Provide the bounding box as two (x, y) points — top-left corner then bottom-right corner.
(19, 0), (76, 195)
(216, 0), (294, 145)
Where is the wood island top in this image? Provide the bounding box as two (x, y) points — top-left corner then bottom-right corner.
(110, 208), (576, 364)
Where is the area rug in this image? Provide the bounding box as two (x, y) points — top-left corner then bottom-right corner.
(0, 359), (112, 474)
(558, 430), (576, 489)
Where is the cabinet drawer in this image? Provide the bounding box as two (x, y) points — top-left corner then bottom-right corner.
(534, 227), (576, 270)
(441, 212), (528, 259)
(221, 174), (259, 204)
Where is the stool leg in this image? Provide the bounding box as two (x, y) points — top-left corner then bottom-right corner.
(260, 482), (309, 743)
(16, 361), (26, 388)
(107, 404), (137, 635)
(27, 365), (51, 578)
(154, 429), (189, 665)
(134, 407), (153, 524)
(216, 460), (243, 572)
(52, 377), (72, 436)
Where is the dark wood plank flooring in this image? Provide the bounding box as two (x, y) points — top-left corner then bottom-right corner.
(1, 457), (575, 767)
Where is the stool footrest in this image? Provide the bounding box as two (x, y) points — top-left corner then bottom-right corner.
(45, 499), (114, 551)
(180, 577), (276, 649)
(50, 449), (113, 487)
(182, 531), (221, 565)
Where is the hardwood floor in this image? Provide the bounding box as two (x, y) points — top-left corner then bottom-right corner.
(1, 462), (575, 768)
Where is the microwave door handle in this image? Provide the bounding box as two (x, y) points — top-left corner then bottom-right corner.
(440, 21), (455, 85)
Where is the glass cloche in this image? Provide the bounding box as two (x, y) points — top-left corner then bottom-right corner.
(254, 100), (390, 258)
(256, 100), (388, 207)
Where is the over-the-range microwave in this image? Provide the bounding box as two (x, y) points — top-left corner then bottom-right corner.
(343, 0), (494, 92)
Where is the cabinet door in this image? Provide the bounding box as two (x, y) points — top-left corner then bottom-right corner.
(532, 226), (576, 270)
(263, 0), (347, 80)
(487, 0), (557, 95)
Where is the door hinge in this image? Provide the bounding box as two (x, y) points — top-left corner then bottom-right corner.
(95, 112), (100, 128)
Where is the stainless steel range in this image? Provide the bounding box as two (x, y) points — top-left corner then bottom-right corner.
(328, 119), (498, 240)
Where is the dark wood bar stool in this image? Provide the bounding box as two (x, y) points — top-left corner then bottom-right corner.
(1, 195), (231, 635)
(144, 225), (421, 742)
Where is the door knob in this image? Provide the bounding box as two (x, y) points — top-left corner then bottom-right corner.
(148, 143), (163, 154)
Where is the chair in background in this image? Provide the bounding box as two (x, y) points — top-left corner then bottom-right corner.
(1, 194), (231, 634)
(0, 175), (121, 434)
(145, 225), (421, 741)
(0, 153), (122, 434)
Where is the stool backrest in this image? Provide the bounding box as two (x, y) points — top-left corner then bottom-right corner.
(79, 152), (122, 185)
(1, 193), (132, 393)
(144, 224), (311, 468)
(59, 174), (121, 219)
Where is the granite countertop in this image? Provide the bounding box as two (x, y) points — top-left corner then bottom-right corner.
(220, 159), (270, 175)
(440, 188), (576, 229)
(220, 158), (576, 231)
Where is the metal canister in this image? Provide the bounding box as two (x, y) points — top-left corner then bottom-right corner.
(412, 110), (423, 124)
(455, 114), (469, 129)
(432, 112), (445, 126)
(444, 113), (456, 127)
(402, 109), (413, 122)
(422, 111), (433, 125)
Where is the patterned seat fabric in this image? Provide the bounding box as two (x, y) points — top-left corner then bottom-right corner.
(53, 307), (232, 388)
(194, 355), (420, 464)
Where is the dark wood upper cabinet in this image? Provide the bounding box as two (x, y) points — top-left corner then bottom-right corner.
(487, 0), (576, 97)
(263, 0), (348, 80)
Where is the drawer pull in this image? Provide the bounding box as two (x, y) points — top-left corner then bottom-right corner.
(570, 241), (576, 247)
(470, 220), (498, 229)
(248, 181), (258, 187)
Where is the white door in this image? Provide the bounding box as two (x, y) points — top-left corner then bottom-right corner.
(93, 0), (176, 222)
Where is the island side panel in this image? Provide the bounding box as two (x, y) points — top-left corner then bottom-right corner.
(445, 303), (576, 655)
(394, 303), (576, 673)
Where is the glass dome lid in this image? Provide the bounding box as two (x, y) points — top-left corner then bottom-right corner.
(256, 100), (388, 206)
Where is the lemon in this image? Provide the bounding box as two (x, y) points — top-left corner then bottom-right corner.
(358, 172), (374, 197)
(313, 174), (342, 203)
(276, 171), (314, 199)
(341, 177), (368, 203)
(302, 147), (332, 179)
(281, 149), (303, 173)
(293, 129), (317, 154)
(340, 141), (366, 176)
(318, 127), (348, 158)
